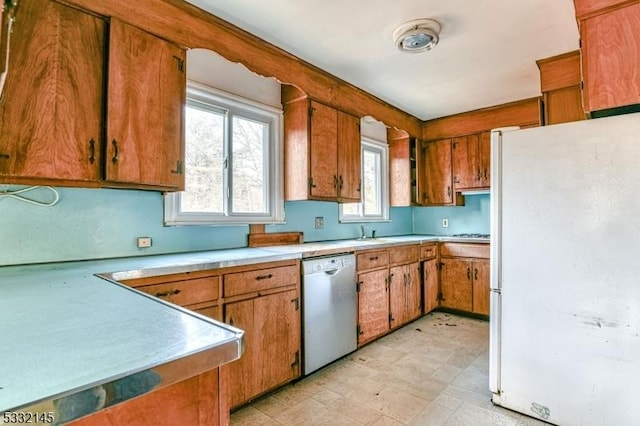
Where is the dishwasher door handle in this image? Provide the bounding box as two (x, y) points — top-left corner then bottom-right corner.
(324, 268), (340, 276)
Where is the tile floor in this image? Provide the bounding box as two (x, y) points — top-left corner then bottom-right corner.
(230, 312), (549, 426)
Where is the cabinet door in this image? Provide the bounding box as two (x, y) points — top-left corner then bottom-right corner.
(337, 110), (361, 201)
(389, 262), (421, 329)
(309, 101), (338, 198)
(423, 259), (439, 314)
(580, 3), (640, 112)
(389, 264), (408, 328)
(472, 259), (490, 315)
(422, 139), (453, 205)
(357, 269), (389, 345)
(479, 131), (491, 187)
(405, 262), (422, 322)
(452, 134), (480, 190)
(106, 19), (185, 190)
(222, 289), (300, 408)
(440, 258), (472, 312)
(0, 0), (104, 183)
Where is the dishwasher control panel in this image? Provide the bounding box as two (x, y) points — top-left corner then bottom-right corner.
(302, 254), (355, 274)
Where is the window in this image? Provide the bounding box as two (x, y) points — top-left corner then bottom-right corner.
(165, 82), (283, 225)
(340, 138), (389, 222)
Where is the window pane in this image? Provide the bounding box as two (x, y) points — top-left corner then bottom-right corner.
(182, 105), (224, 213)
(363, 149), (381, 215)
(342, 202), (359, 216)
(232, 116), (267, 213)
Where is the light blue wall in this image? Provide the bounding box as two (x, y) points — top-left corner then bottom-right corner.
(412, 194), (490, 235)
(1, 188), (413, 266)
(268, 201), (413, 241)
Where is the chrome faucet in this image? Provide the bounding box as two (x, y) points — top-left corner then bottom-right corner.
(360, 225), (366, 239)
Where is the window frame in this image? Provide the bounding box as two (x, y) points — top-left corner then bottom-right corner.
(164, 81), (284, 226)
(339, 137), (390, 223)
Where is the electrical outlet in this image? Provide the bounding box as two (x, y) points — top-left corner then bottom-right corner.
(314, 217), (324, 229)
(137, 237), (152, 248)
(442, 218), (449, 228)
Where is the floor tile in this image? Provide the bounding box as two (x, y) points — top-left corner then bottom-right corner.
(230, 313), (532, 426)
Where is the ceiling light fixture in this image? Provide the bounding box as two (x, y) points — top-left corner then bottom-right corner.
(393, 18), (441, 53)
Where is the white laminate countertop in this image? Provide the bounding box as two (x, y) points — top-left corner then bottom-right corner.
(0, 235), (488, 414)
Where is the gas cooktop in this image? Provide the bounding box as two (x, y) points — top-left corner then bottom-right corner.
(451, 233), (490, 238)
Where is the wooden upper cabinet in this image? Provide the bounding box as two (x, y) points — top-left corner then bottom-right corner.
(106, 19), (186, 190)
(337, 111), (361, 201)
(309, 101), (338, 199)
(0, 0), (104, 185)
(537, 50), (586, 125)
(452, 134), (480, 190)
(282, 88), (361, 202)
(578, 1), (640, 113)
(422, 138), (455, 205)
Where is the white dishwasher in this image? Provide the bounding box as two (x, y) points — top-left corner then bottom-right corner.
(302, 253), (357, 375)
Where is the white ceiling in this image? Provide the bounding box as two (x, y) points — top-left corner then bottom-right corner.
(185, 0), (579, 121)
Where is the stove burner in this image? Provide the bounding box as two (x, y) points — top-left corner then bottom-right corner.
(451, 233), (490, 238)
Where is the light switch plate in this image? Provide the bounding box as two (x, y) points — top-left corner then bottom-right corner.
(442, 218), (449, 228)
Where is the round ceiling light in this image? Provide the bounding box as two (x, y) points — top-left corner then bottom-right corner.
(393, 18), (441, 53)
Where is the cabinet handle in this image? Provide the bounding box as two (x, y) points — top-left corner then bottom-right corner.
(111, 139), (119, 163)
(255, 274), (273, 281)
(170, 160), (183, 174)
(467, 267), (471, 280)
(357, 181), (361, 192)
(339, 175), (344, 190)
(369, 256), (378, 261)
(0, 153), (9, 159)
(447, 186), (451, 197)
(333, 175), (338, 189)
(474, 268), (478, 280)
(453, 176), (459, 184)
(309, 178), (316, 189)
(228, 317), (234, 326)
(477, 170), (481, 181)
(154, 289), (181, 298)
(484, 168), (488, 180)
(88, 139), (95, 164)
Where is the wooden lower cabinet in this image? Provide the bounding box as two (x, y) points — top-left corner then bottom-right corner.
(422, 258), (439, 314)
(357, 268), (390, 345)
(221, 289), (300, 408)
(471, 259), (490, 315)
(357, 245), (422, 345)
(120, 259), (301, 415)
(440, 258), (473, 312)
(439, 244), (490, 316)
(68, 369), (223, 426)
(389, 262), (421, 329)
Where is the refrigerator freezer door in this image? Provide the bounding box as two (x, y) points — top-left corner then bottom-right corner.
(494, 113), (640, 425)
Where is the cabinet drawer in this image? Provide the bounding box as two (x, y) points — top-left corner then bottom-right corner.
(357, 250), (389, 271)
(191, 304), (220, 320)
(420, 243), (438, 260)
(389, 245), (419, 265)
(440, 243), (490, 259)
(135, 276), (219, 306)
(224, 265), (298, 297)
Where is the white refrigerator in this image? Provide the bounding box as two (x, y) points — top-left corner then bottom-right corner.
(490, 112), (640, 425)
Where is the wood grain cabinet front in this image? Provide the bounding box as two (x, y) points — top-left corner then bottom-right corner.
(576, 1), (640, 113)
(0, 1), (186, 191)
(0, 0), (104, 186)
(219, 260), (301, 409)
(105, 18), (186, 190)
(282, 86), (361, 202)
(439, 243), (490, 316)
(452, 132), (491, 191)
(356, 244), (422, 345)
(421, 138), (464, 206)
